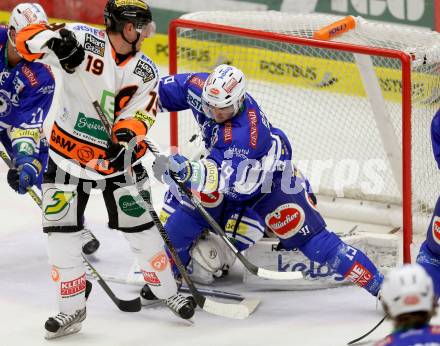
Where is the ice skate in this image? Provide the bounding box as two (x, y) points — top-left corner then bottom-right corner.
(44, 307), (86, 340)
(81, 228), (100, 255)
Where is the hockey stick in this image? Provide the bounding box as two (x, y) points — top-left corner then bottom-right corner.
(143, 137), (303, 281)
(78, 74), (258, 319)
(347, 316), (386, 345)
(89, 271), (247, 302)
(82, 256), (141, 312)
(0, 149), (141, 312)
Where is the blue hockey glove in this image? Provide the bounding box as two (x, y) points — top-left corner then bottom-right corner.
(7, 156), (42, 194)
(152, 153), (192, 185)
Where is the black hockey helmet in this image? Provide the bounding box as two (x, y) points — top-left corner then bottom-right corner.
(104, 0), (152, 33)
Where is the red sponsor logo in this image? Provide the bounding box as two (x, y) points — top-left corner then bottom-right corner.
(60, 274), (86, 297)
(247, 110), (258, 149)
(403, 295), (420, 305)
(432, 217), (440, 244)
(149, 252), (168, 272)
(223, 78), (238, 93)
(209, 87), (220, 95)
(344, 262), (372, 287)
(265, 204), (305, 239)
(142, 270), (161, 285)
(431, 326), (440, 334)
(223, 121), (232, 143)
(21, 65), (38, 87)
(194, 190), (224, 208)
(51, 266), (60, 282)
(189, 76), (205, 89)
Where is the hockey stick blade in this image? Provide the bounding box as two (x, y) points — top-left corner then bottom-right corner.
(347, 316), (386, 345)
(144, 137), (303, 281)
(83, 256), (141, 312)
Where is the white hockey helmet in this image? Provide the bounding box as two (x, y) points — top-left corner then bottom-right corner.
(201, 64), (247, 119)
(380, 264), (434, 318)
(8, 3), (48, 46)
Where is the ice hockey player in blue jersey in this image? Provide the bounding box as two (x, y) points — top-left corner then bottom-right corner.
(1, 3), (99, 255)
(375, 264), (440, 346)
(1, 3), (53, 194)
(153, 64), (384, 296)
(416, 108), (440, 297)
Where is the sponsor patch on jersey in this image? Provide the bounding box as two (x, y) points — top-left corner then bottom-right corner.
(223, 121), (232, 143)
(432, 216), (440, 245)
(141, 270), (161, 285)
(43, 189), (76, 221)
(77, 146), (95, 162)
(134, 110), (155, 128)
(374, 335), (393, 346)
(247, 110), (258, 149)
(265, 203), (305, 239)
(305, 190), (318, 210)
(84, 33), (105, 57)
(194, 190), (224, 208)
(344, 262), (372, 287)
(189, 75), (205, 89)
(150, 251), (169, 272)
(431, 326), (440, 334)
(51, 266), (60, 282)
(21, 65), (38, 87)
(133, 59), (156, 83)
(60, 274), (86, 297)
(118, 195), (146, 218)
(186, 89), (203, 112)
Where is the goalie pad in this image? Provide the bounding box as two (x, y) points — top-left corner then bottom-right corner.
(243, 233), (398, 290)
(189, 231), (236, 285)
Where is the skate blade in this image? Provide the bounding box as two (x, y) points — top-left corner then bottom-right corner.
(44, 323), (82, 340)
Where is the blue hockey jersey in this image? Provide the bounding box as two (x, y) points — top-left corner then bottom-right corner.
(375, 325), (440, 346)
(0, 26), (54, 161)
(159, 72), (291, 202)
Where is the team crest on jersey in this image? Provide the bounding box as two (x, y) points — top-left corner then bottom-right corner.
(432, 216), (440, 245)
(84, 33), (105, 57)
(134, 60), (155, 83)
(265, 203), (305, 239)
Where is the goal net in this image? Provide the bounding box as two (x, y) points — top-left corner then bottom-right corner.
(167, 12), (440, 264)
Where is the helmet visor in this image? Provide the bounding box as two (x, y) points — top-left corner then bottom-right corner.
(202, 99), (235, 122)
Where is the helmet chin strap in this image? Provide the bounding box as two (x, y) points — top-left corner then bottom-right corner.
(121, 29), (140, 56)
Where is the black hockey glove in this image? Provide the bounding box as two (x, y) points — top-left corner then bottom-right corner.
(47, 29), (85, 74)
(105, 128), (138, 171)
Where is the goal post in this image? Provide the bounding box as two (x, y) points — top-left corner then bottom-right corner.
(167, 12), (440, 264)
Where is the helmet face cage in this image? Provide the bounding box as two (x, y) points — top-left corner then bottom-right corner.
(380, 264), (434, 318)
(201, 64), (247, 119)
(104, 0), (152, 34)
(8, 3), (48, 46)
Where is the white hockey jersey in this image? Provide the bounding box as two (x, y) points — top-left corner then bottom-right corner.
(16, 23), (158, 180)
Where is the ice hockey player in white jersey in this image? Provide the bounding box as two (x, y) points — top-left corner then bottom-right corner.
(153, 64), (384, 299)
(16, 0), (195, 339)
(2, 3), (100, 256)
